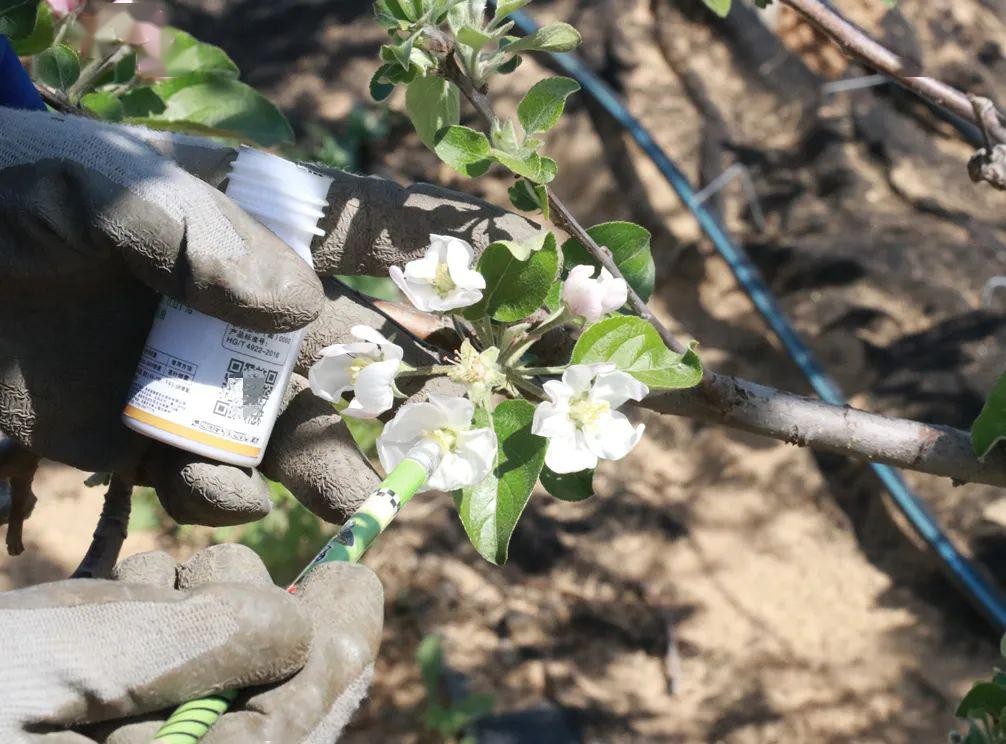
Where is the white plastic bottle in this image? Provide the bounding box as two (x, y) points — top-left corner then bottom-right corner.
(123, 148), (333, 467)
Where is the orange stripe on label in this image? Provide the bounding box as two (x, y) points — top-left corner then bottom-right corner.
(123, 405), (262, 458)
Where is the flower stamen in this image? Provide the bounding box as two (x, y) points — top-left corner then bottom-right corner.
(433, 262), (457, 298)
(347, 356), (375, 383)
(568, 395), (610, 430)
(426, 426), (459, 454)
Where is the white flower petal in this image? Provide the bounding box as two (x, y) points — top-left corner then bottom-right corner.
(544, 429), (598, 473)
(429, 427), (496, 490)
(390, 265), (443, 313)
(308, 355), (354, 403)
(532, 401), (576, 439)
(379, 401), (440, 444)
(344, 358), (399, 418)
(542, 380), (574, 405)
(427, 234), (453, 260)
(429, 393), (475, 428)
(351, 325), (391, 346)
(562, 364), (598, 394)
(583, 411), (644, 461)
(377, 439), (412, 475)
(443, 235), (476, 272)
(591, 370), (648, 409)
(402, 250), (439, 281)
(427, 452), (471, 492)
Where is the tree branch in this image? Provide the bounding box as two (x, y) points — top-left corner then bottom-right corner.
(780, 0), (1006, 144)
(373, 298), (1000, 487)
(643, 372), (1006, 487)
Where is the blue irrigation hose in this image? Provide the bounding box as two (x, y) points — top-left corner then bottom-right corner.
(508, 9), (1006, 632)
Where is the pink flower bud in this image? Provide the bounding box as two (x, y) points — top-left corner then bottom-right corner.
(46, 0), (85, 18)
(561, 264), (628, 322)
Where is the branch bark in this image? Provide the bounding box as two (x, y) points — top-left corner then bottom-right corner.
(780, 0), (1006, 144)
(643, 372), (1006, 486)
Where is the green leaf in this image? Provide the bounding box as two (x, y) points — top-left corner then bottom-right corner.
(956, 682), (1006, 718)
(433, 124), (492, 177)
(119, 86), (166, 117)
(161, 27), (238, 77)
(507, 178), (549, 218)
(491, 230), (550, 261)
(496, 52), (522, 75)
(455, 400), (547, 565)
(457, 25), (492, 51)
(505, 22), (581, 54)
(972, 372), (1006, 459)
(702, 0), (732, 16)
(0, 0), (38, 40)
(405, 74), (460, 151)
(572, 316), (703, 390)
(11, 1), (52, 55)
(490, 148), (555, 183)
(34, 43), (79, 91)
(465, 233), (559, 321)
(563, 221), (655, 301)
(81, 91), (124, 121)
(541, 467), (594, 502)
(518, 76), (580, 135)
(493, 0), (530, 22)
(544, 279), (561, 312)
(375, 0), (422, 24)
(369, 64), (396, 101)
(145, 72), (293, 146)
(113, 51), (137, 83)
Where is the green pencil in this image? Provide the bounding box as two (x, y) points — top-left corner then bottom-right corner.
(153, 439), (442, 743)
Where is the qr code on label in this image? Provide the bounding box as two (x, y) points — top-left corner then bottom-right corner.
(212, 358), (279, 426)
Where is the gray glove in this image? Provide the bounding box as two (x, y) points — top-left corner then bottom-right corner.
(0, 543), (383, 743)
(0, 107), (534, 530)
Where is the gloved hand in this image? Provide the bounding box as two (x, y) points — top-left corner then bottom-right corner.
(0, 106), (534, 532)
(0, 544), (383, 743)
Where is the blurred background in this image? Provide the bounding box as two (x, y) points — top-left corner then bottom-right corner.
(7, 0), (1006, 740)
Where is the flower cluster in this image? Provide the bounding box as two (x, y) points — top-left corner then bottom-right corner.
(309, 234), (646, 492)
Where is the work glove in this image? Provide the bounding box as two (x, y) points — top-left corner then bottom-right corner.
(0, 106), (534, 535)
(0, 543), (383, 743)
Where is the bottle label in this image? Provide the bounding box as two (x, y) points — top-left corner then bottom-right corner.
(125, 297), (296, 459)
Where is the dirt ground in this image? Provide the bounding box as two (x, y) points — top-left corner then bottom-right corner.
(7, 0), (1006, 741)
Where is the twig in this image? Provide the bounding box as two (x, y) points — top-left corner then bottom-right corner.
(780, 0), (1006, 144)
(67, 44), (132, 105)
(440, 52), (687, 354)
(71, 475), (133, 579)
(34, 84), (79, 114)
(642, 373), (1006, 488)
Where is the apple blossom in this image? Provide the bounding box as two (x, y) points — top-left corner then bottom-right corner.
(532, 364), (648, 473)
(561, 264), (628, 322)
(308, 325), (403, 419)
(377, 394), (497, 492)
(447, 339), (507, 407)
(389, 234), (486, 312)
